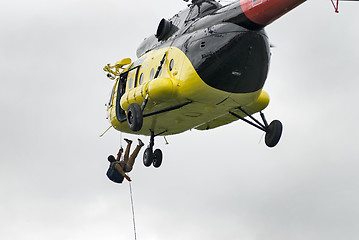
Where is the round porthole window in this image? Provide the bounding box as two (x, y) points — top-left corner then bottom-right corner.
(150, 68), (155, 80)
(169, 59), (174, 71)
(139, 73), (144, 85)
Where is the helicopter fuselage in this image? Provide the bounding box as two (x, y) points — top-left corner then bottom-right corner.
(106, 0), (305, 136)
(137, 1), (271, 95)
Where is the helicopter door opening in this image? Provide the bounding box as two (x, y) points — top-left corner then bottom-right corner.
(116, 73), (128, 122)
(116, 66), (141, 122)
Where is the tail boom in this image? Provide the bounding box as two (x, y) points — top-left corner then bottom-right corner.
(240, 0), (307, 27)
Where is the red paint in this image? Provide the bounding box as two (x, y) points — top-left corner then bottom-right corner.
(331, 0), (339, 13)
(240, 0), (307, 26)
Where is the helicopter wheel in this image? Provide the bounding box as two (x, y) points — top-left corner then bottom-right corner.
(153, 149), (163, 168)
(143, 147), (153, 167)
(265, 120), (283, 148)
(127, 103), (143, 132)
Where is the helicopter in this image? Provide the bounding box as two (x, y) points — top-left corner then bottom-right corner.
(103, 0), (355, 168)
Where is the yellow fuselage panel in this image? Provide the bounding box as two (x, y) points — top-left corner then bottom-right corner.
(108, 47), (269, 136)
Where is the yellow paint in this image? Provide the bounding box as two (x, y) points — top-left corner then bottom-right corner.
(115, 58), (132, 68)
(106, 47), (269, 136)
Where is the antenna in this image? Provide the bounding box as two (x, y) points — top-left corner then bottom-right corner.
(332, 0), (359, 13)
(331, 0), (340, 12)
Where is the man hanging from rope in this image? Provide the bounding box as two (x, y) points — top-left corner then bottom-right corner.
(107, 138), (144, 183)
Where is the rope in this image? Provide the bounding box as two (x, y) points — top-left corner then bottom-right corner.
(120, 132), (136, 239)
(129, 181), (137, 240)
(120, 132), (123, 148)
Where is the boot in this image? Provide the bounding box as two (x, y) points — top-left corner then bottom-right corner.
(138, 139), (144, 147)
(124, 138), (132, 144)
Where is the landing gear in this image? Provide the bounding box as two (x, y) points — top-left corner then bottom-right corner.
(153, 149), (163, 168)
(127, 103), (143, 132)
(126, 94), (149, 132)
(265, 120), (283, 148)
(229, 108), (283, 148)
(143, 130), (164, 168)
(143, 148), (153, 167)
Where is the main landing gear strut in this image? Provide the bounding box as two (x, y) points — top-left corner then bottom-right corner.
(229, 107), (283, 148)
(143, 130), (163, 168)
(124, 101), (163, 168)
(126, 102), (164, 168)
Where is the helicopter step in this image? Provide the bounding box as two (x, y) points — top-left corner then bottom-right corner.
(229, 108), (283, 148)
(143, 130), (164, 168)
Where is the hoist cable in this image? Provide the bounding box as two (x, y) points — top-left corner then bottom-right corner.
(120, 131), (123, 148)
(129, 181), (137, 240)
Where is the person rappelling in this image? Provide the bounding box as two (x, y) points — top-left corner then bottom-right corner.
(107, 138), (144, 183)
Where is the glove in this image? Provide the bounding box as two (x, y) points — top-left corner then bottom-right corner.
(125, 175), (132, 182)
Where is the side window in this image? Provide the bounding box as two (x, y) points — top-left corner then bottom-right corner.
(128, 74), (134, 89)
(158, 66), (163, 77)
(127, 66), (141, 89)
(139, 73), (144, 85)
(169, 59), (174, 71)
(150, 68), (155, 80)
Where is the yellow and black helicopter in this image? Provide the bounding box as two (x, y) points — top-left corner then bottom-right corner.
(103, 0), (356, 167)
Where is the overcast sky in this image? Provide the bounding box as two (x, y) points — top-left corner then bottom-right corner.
(1, 0), (359, 240)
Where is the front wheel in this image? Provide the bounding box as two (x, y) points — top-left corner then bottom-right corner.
(265, 120), (283, 148)
(127, 103), (143, 132)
